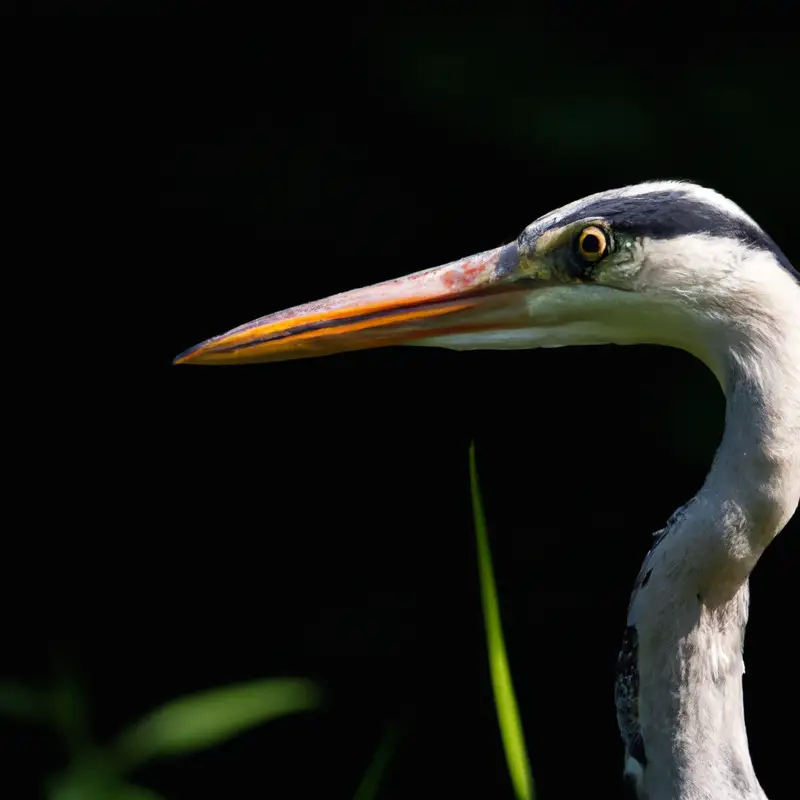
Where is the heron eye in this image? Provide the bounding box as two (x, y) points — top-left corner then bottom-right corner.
(577, 225), (608, 262)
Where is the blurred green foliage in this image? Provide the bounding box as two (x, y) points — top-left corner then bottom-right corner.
(4, 444), (529, 800)
(114, 678), (320, 771)
(352, 723), (401, 800)
(0, 672), (321, 800)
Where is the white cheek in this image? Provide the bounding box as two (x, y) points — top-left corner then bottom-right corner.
(411, 286), (672, 352)
(523, 285), (603, 321)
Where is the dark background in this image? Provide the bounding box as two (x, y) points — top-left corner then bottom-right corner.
(7, 17), (799, 800)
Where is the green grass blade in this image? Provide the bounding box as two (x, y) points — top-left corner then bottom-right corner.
(469, 442), (535, 800)
(352, 723), (401, 800)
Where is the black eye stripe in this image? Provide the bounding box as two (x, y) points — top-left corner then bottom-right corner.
(551, 187), (798, 284)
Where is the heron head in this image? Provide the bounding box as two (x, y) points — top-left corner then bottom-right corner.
(174, 181), (797, 385)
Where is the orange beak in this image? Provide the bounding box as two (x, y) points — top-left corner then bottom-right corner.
(173, 243), (527, 365)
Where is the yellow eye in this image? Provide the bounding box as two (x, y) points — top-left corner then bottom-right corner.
(577, 225), (608, 262)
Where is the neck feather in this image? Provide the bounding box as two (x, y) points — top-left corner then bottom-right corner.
(692, 258), (800, 596)
(632, 250), (800, 799)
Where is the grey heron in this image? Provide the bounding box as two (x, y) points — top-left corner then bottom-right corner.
(174, 181), (800, 800)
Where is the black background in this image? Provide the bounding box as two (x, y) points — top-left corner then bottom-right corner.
(7, 14), (799, 800)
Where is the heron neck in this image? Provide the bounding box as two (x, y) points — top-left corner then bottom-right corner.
(693, 275), (800, 595)
(636, 269), (799, 799)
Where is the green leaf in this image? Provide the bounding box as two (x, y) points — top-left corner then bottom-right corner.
(352, 723), (401, 800)
(469, 442), (535, 800)
(114, 677), (321, 770)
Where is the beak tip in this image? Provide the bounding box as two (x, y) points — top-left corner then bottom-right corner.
(172, 342), (204, 365)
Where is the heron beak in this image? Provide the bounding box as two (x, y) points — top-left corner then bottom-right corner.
(173, 243), (529, 365)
